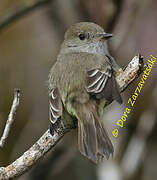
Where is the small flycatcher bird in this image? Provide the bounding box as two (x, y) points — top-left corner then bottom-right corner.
(48, 22), (122, 163)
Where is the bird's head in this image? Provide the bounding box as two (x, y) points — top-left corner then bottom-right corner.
(60, 22), (112, 55)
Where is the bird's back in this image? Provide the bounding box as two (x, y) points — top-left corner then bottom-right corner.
(49, 52), (109, 104)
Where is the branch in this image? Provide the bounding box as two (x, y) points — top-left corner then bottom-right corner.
(0, 0), (53, 31)
(0, 89), (20, 148)
(116, 54), (144, 91)
(0, 130), (67, 180)
(0, 55), (144, 180)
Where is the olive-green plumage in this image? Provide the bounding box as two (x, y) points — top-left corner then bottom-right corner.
(48, 22), (122, 163)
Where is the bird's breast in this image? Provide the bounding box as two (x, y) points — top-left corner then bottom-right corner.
(57, 58), (87, 104)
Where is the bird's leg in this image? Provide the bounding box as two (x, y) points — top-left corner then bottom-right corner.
(49, 110), (76, 136)
(61, 110), (77, 132)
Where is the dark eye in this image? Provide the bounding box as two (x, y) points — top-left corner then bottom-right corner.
(79, 33), (86, 40)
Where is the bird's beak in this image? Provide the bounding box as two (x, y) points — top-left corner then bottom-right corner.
(99, 33), (113, 40)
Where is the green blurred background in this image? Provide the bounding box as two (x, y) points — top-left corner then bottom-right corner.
(0, 0), (157, 180)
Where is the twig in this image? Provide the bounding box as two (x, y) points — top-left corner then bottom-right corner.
(0, 130), (67, 180)
(116, 54), (144, 91)
(0, 0), (52, 31)
(0, 89), (20, 148)
(0, 55), (144, 180)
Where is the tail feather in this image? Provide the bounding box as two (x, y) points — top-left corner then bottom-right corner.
(78, 112), (98, 162)
(95, 118), (113, 160)
(76, 101), (114, 163)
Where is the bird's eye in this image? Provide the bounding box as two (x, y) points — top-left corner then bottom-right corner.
(79, 33), (86, 40)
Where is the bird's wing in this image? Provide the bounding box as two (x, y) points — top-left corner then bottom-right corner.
(85, 65), (122, 104)
(49, 88), (63, 134)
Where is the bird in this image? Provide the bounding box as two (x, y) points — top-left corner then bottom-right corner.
(48, 22), (122, 163)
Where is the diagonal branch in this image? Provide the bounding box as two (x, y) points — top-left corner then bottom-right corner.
(0, 89), (20, 148)
(0, 55), (144, 180)
(116, 54), (144, 91)
(0, 130), (65, 179)
(0, 0), (53, 31)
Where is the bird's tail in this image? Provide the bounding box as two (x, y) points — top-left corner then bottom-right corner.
(74, 100), (114, 163)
